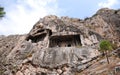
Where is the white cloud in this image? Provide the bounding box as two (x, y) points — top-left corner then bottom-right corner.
(98, 0), (119, 8)
(0, 0), (59, 35)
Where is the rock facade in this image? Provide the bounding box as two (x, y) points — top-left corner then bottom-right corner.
(0, 8), (120, 75)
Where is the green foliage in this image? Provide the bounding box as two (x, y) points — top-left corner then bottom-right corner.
(99, 40), (113, 52)
(0, 6), (5, 18)
(99, 40), (113, 64)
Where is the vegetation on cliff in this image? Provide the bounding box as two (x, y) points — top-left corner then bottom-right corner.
(99, 40), (113, 64)
(0, 6), (5, 18)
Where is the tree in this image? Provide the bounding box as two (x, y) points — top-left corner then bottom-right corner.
(99, 40), (113, 64)
(0, 6), (5, 18)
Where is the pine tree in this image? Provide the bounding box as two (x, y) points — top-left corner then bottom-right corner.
(99, 40), (113, 64)
(0, 6), (5, 18)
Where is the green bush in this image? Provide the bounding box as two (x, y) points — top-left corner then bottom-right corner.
(100, 40), (113, 52)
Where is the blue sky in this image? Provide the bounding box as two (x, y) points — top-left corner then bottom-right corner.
(0, 0), (119, 35)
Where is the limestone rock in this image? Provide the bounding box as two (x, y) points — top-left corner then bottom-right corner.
(32, 47), (99, 68)
(0, 8), (120, 75)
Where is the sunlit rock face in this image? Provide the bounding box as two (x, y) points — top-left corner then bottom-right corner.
(0, 8), (120, 75)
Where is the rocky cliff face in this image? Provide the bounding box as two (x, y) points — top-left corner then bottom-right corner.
(0, 8), (120, 75)
(85, 8), (120, 46)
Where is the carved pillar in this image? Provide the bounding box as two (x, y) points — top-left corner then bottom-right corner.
(80, 35), (85, 46)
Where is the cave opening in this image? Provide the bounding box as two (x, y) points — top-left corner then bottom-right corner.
(26, 29), (52, 43)
(27, 33), (47, 43)
(49, 34), (82, 47)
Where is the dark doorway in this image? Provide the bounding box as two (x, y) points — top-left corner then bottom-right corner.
(49, 34), (82, 47)
(68, 44), (71, 47)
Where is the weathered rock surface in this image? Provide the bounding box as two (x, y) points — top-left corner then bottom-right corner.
(32, 47), (99, 68)
(0, 8), (120, 75)
(85, 8), (120, 46)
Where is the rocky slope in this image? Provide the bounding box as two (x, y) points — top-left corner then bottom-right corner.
(0, 8), (120, 75)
